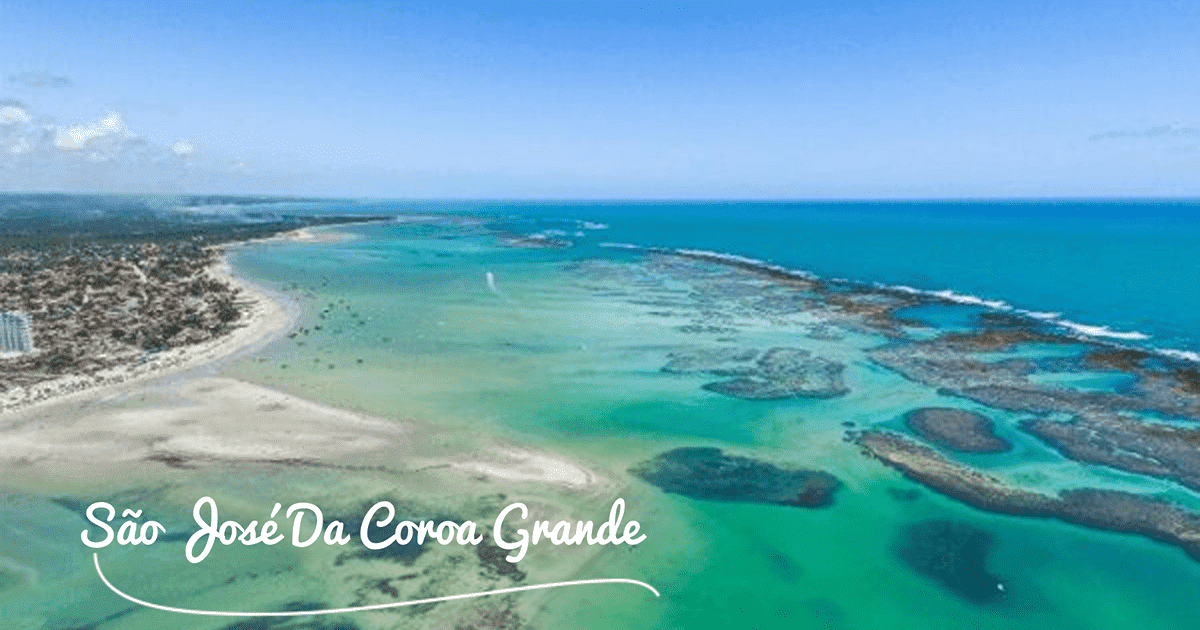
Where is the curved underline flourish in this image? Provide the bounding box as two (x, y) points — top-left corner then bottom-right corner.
(93, 553), (659, 617)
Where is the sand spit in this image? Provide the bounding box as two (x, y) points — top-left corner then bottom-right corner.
(0, 376), (409, 484)
(451, 447), (599, 488)
(0, 248), (605, 495)
(278, 227), (357, 243)
(0, 374), (605, 493)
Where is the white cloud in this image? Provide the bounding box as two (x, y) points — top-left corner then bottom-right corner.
(0, 105), (31, 125)
(53, 110), (128, 150)
(7, 137), (32, 155)
(0, 100), (222, 192)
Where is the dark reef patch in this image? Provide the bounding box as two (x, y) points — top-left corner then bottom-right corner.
(856, 430), (1200, 562)
(662, 347), (759, 375)
(216, 604), (359, 630)
(888, 487), (922, 502)
(894, 519), (1005, 604)
(704, 347), (849, 400)
(451, 597), (527, 630)
(904, 407), (1011, 454)
(629, 447), (841, 508)
(664, 346), (849, 399)
(609, 244), (1200, 570)
(52, 605), (140, 630)
(764, 549), (805, 581)
(477, 537), (527, 581)
(334, 502), (461, 566)
(496, 234), (572, 249)
(806, 325), (844, 341)
(1084, 348), (1156, 372)
(1022, 414), (1200, 491)
(938, 327), (1066, 352)
(869, 331), (1200, 423)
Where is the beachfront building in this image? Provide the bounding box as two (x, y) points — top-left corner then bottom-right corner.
(0, 311), (34, 355)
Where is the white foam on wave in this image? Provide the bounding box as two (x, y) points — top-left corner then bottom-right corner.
(675, 248), (767, 266)
(887, 285), (1013, 310)
(883, 285), (1152, 342)
(581, 221), (609, 230)
(672, 248), (817, 279)
(929, 289), (1013, 311)
(1158, 348), (1200, 363)
(1052, 320), (1150, 341)
(599, 242), (1166, 348)
(1019, 310), (1061, 320)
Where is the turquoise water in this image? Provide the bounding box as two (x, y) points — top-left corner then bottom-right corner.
(357, 199), (1200, 357)
(5, 200), (1200, 629)
(220, 207), (1200, 629)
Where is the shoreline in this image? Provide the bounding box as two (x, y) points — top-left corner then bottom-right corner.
(0, 239), (610, 496)
(0, 248), (298, 416)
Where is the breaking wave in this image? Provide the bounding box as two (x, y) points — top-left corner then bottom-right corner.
(597, 242), (1192, 363)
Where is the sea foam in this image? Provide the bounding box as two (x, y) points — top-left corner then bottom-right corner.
(599, 240), (1169, 350)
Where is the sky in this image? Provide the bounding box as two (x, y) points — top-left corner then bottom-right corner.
(0, 0), (1198, 199)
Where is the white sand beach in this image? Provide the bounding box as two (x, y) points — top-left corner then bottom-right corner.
(0, 254), (295, 415)
(0, 252), (604, 495)
(451, 447), (599, 488)
(279, 227), (357, 243)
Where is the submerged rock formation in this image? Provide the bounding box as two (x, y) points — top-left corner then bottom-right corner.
(894, 519), (1005, 604)
(1022, 414), (1200, 492)
(856, 430), (1200, 562)
(629, 447), (841, 508)
(664, 346), (849, 399)
(497, 234), (573, 249)
(904, 407), (1012, 454)
(869, 329), (1200, 423)
(661, 347), (759, 375)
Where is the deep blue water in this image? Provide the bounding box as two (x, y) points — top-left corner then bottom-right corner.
(346, 199), (1200, 359)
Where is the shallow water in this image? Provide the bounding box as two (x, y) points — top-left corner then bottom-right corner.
(6, 203), (1200, 629)
(224, 216), (1200, 629)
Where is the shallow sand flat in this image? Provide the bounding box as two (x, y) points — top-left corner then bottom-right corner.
(0, 249), (608, 495)
(0, 374), (611, 498)
(451, 447), (598, 488)
(0, 376), (406, 488)
(279, 227), (357, 243)
(0, 373), (621, 630)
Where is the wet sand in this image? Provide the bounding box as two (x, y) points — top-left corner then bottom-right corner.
(0, 251), (604, 495)
(0, 246), (619, 630)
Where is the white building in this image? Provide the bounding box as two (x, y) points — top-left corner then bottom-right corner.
(0, 311), (34, 356)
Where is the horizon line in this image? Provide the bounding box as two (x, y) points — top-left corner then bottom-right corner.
(3, 191), (1200, 204)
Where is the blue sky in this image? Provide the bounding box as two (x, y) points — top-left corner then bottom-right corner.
(1, 0), (1197, 198)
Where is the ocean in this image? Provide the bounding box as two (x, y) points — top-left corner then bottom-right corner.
(489, 200), (1200, 356)
(4, 198), (1200, 629)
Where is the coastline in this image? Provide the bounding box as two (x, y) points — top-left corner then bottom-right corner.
(0, 232), (618, 630)
(5, 202), (1200, 630)
(0, 248), (297, 416)
(0, 239), (610, 495)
